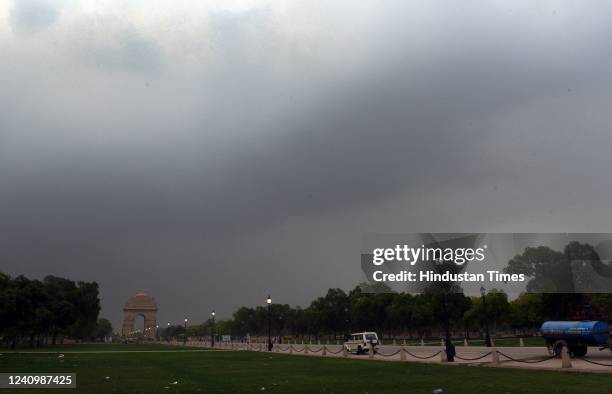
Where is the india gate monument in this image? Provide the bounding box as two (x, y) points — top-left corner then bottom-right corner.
(122, 293), (158, 337)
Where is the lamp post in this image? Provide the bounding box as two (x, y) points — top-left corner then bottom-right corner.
(211, 310), (216, 347)
(167, 322), (170, 342)
(480, 286), (492, 347)
(184, 317), (188, 346)
(156, 324), (159, 341)
(267, 295), (273, 351)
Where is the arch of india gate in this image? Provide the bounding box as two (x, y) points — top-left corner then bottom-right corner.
(122, 293), (158, 338)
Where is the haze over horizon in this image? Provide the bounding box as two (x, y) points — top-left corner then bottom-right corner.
(2, 0), (612, 330)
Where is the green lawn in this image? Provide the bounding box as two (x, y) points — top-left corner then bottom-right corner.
(1, 344), (610, 393)
(1, 343), (196, 352)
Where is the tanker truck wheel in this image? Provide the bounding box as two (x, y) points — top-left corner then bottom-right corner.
(570, 344), (587, 358)
(552, 340), (568, 358)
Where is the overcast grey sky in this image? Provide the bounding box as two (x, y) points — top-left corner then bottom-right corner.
(2, 0), (612, 330)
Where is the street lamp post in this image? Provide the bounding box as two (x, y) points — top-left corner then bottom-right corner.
(211, 310), (216, 347)
(267, 295), (273, 351)
(167, 322), (170, 342)
(184, 317), (188, 346)
(156, 324), (159, 342)
(480, 286), (492, 347)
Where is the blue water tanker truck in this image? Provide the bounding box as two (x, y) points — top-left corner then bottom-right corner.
(540, 321), (611, 357)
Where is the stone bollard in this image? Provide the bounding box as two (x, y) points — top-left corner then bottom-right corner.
(322, 346), (327, 356)
(393, 339), (397, 346)
(491, 338), (495, 347)
(421, 338), (425, 346)
(464, 338), (468, 347)
(318, 340), (321, 345)
(562, 346), (572, 368)
(342, 347), (348, 357)
(491, 347), (500, 365)
(400, 348), (407, 361)
(276, 345), (280, 353)
(403, 339), (406, 346)
(305, 346), (309, 355)
(336, 340), (339, 345)
(289, 346), (293, 355)
(440, 339), (445, 347)
(369, 349), (374, 359)
(519, 337), (525, 347)
(440, 348), (447, 362)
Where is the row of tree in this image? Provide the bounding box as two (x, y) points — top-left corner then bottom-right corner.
(164, 285), (612, 341)
(164, 241), (612, 341)
(0, 273), (104, 348)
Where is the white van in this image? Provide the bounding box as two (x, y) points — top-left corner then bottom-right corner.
(344, 332), (379, 355)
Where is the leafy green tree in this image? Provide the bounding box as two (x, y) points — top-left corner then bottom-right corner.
(70, 281), (101, 340)
(411, 295), (434, 339)
(0, 273), (19, 348)
(462, 297), (479, 338)
(505, 246), (568, 292)
(348, 287), (378, 332)
(387, 293), (413, 337)
(43, 276), (78, 344)
(232, 307), (258, 336)
(589, 294), (612, 319)
(505, 241), (604, 294)
(94, 318), (113, 339)
(12, 276), (50, 346)
(510, 292), (544, 334)
(287, 306), (308, 339)
(483, 289), (511, 330)
(504, 243), (593, 319)
(308, 289), (350, 339)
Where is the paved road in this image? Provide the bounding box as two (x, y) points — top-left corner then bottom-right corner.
(184, 341), (612, 373)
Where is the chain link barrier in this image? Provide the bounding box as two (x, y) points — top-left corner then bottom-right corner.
(404, 350), (442, 360)
(240, 342), (612, 369)
(325, 346), (344, 355)
(375, 349), (402, 358)
(497, 351), (557, 364)
(454, 352), (492, 361)
(578, 357), (612, 367)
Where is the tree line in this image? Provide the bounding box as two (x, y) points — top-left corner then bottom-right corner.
(0, 273), (105, 348)
(166, 285), (612, 341)
(168, 242), (612, 341)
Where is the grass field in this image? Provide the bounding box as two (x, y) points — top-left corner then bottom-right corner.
(1, 343), (193, 352)
(1, 344), (611, 393)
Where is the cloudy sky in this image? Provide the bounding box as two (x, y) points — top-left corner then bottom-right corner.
(2, 0), (612, 330)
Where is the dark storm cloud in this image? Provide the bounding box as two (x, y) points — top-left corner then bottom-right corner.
(2, 1), (612, 328)
(84, 27), (162, 72)
(9, 0), (62, 35)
